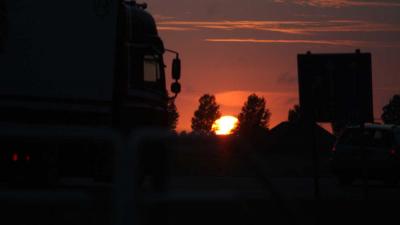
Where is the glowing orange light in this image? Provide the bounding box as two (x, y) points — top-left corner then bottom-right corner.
(212, 116), (239, 135)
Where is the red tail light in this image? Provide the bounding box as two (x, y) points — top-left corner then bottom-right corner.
(25, 154), (31, 161)
(390, 148), (397, 156)
(12, 152), (18, 162)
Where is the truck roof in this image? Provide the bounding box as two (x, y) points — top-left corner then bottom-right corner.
(0, 0), (120, 101)
(0, 0), (163, 101)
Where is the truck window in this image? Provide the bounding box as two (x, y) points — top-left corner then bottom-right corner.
(143, 54), (160, 82)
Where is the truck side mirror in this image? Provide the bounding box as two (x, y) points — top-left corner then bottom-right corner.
(171, 82), (181, 95)
(172, 56), (181, 80)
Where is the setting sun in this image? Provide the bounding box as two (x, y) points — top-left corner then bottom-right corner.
(212, 116), (239, 135)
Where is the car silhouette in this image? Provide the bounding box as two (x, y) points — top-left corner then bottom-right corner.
(331, 124), (400, 185)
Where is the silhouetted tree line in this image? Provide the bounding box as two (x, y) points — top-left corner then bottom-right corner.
(191, 94), (221, 134)
(188, 93), (400, 137)
(382, 94), (400, 125)
(288, 104), (301, 124)
(190, 93), (271, 136)
(167, 97), (179, 132)
(236, 94), (271, 136)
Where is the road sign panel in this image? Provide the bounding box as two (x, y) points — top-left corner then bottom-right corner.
(297, 51), (373, 123)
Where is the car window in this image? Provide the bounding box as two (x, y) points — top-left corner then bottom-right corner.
(338, 128), (394, 148)
(371, 130), (394, 148)
(338, 128), (371, 146)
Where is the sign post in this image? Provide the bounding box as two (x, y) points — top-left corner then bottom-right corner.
(297, 49), (374, 223)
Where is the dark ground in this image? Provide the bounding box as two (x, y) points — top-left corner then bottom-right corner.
(151, 135), (400, 225)
(2, 135), (400, 225)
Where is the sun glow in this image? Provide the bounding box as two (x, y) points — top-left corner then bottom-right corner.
(212, 116), (239, 135)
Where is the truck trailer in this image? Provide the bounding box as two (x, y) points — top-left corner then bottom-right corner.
(0, 1), (181, 223)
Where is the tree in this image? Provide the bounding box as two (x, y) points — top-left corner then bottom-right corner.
(236, 94), (271, 135)
(288, 104), (301, 123)
(191, 94), (221, 134)
(382, 94), (400, 125)
(167, 97), (179, 131)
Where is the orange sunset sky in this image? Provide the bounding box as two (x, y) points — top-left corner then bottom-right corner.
(146, 0), (400, 131)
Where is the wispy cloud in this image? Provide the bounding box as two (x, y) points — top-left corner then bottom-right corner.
(375, 87), (400, 92)
(158, 20), (400, 35)
(158, 26), (197, 31)
(205, 38), (400, 48)
(274, 0), (400, 8)
(277, 72), (298, 85)
(153, 14), (176, 20)
(216, 90), (297, 107)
